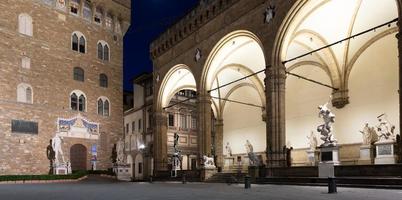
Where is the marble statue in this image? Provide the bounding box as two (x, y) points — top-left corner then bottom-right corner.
(307, 131), (318, 151)
(317, 97), (337, 146)
(52, 134), (65, 164)
(225, 142), (232, 157)
(376, 114), (396, 141)
(116, 138), (125, 164)
(359, 123), (377, 145)
(203, 155), (215, 168)
(245, 140), (259, 166)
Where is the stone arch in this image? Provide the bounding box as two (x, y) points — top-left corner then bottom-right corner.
(156, 64), (197, 112)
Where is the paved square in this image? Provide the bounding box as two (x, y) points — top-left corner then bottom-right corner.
(0, 177), (401, 200)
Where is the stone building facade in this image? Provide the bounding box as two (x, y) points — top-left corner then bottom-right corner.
(0, 0), (130, 175)
(151, 0), (402, 173)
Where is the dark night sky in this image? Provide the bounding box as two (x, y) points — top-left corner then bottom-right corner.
(123, 0), (199, 91)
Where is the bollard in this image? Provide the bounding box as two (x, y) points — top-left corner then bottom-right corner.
(328, 177), (337, 193)
(149, 175), (153, 184)
(244, 175), (251, 189)
(182, 173), (187, 184)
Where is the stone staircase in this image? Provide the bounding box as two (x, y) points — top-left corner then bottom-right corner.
(205, 172), (247, 184)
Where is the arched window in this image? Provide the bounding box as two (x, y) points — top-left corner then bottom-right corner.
(97, 97), (110, 116)
(70, 93), (78, 110)
(70, 90), (86, 112)
(73, 67), (84, 82)
(79, 95), (85, 111)
(79, 36), (86, 53)
(104, 100), (109, 116)
(18, 13), (33, 36)
(99, 74), (108, 88)
(97, 43), (103, 59)
(72, 32), (86, 53)
(97, 99), (104, 115)
(17, 83), (33, 104)
(72, 34), (79, 51)
(104, 44), (109, 61)
(97, 41), (110, 61)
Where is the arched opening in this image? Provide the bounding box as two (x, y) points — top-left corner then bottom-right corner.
(156, 64), (197, 170)
(201, 30), (266, 171)
(275, 0), (399, 165)
(70, 144), (87, 171)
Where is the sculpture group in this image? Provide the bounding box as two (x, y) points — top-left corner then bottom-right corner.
(317, 97), (337, 146)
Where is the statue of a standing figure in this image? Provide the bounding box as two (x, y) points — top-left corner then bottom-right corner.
(376, 114), (396, 142)
(307, 131), (318, 151)
(116, 138), (125, 164)
(225, 142), (232, 157)
(245, 140), (259, 166)
(317, 97), (337, 146)
(359, 123), (377, 145)
(52, 134), (65, 164)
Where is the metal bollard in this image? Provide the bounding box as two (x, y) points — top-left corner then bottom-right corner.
(149, 175), (153, 184)
(182, 173), (187, 184)
(328, 177), (337, 193)
(244, 175), (251, 189)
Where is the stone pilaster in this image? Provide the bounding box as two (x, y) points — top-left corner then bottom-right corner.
(154, 111), (168, 171)
(197, 94), (212, 161)
(265, 64), (287, 168)
(214, 119), (224, 169)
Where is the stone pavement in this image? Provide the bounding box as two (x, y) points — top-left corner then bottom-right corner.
(0, 176), (401, 200)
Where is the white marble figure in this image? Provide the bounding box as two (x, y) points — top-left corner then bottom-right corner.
(376, 114), (396, 142)
(52, 134), (65, 164)
(225, 142), (232, 157)
(307, 131), (318, 151)
(116, 138), (125, 164)
(359, 123), (377, 145)
(194, 48), (202, 62)
(203, 155), (215, 168)
(317, 97), (337, 146)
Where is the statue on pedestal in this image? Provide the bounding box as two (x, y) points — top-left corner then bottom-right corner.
(376, 114), (396, 142)
(203, 155), (215, 169)
(52, 134), (65, 164)
(359, 123), (377, 145)
(317, 97), (337, 146)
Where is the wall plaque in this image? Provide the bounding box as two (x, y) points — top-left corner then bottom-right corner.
(11, 120), (38, 134)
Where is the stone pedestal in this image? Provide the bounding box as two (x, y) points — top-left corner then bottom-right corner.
(358, 145), (374, 165)
(53, 162), (71, 175)
(374, 140), (396, 165)
(115, 164), (131, 181)
(318, 146), (339, 178)
(201, 167), (217, 181)
(306, 150), (319, 166)
(224, 157), (234, 170)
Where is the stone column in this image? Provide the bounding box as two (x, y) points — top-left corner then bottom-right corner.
(197, 94), (212, 160)
(265, 64), (287, 168)
(214, 119), (224, 169)
(154, 111), (168, 171)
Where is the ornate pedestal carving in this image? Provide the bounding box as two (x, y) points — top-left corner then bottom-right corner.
(374, 140), (396, 165)
(358, 145), (374, 165)
(53, 162), (71, 175)
(115, 164), (131, 181)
